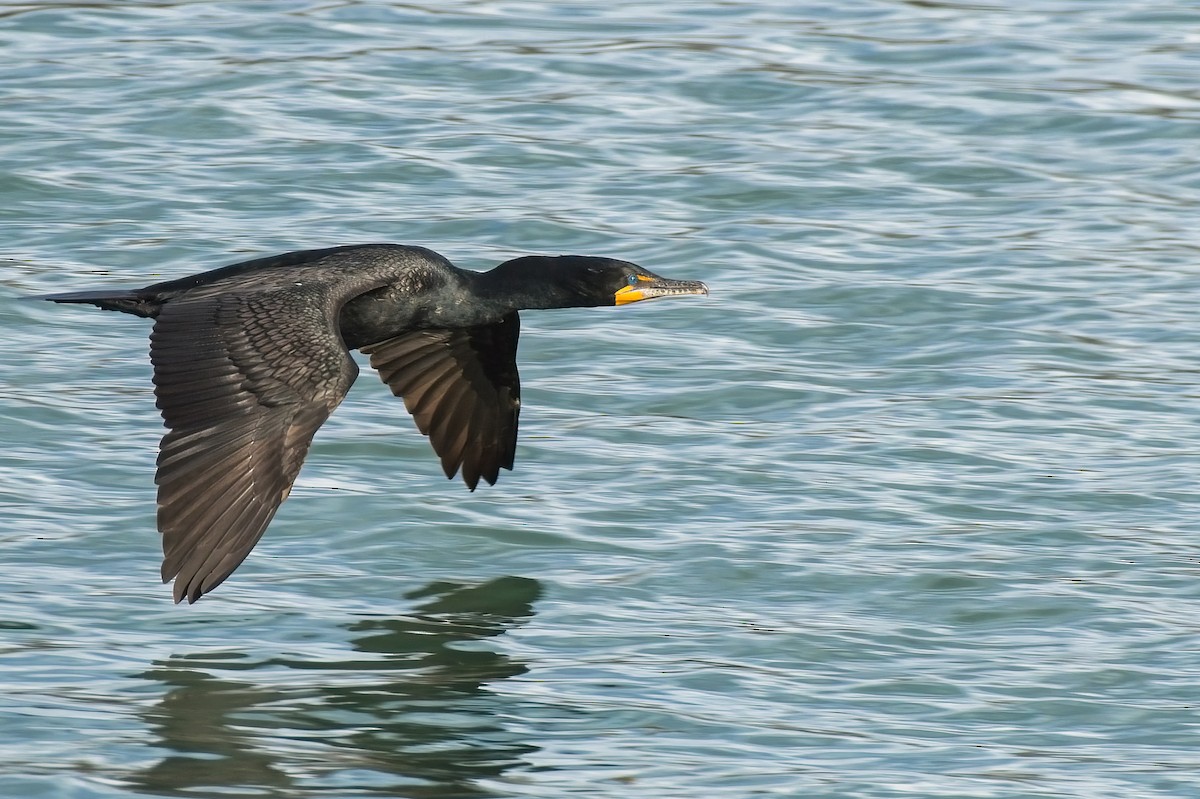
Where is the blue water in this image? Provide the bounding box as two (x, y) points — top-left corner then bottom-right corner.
(3, 2), (1200, 797)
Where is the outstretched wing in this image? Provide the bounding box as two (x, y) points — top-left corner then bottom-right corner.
(150, 288), (364, 603)
(361, 312), (521, 491)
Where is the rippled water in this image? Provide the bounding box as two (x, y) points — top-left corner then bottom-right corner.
(3, 2), (1200, 797)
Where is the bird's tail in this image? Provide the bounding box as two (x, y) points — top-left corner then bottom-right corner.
(35, 288), (157, 318)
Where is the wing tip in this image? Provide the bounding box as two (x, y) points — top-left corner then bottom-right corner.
(455, 464), (511, 492)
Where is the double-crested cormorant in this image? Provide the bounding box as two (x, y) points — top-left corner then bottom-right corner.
(39, 243), (707, 603)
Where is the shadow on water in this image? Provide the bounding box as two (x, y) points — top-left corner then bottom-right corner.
(127, 576), (543, 798)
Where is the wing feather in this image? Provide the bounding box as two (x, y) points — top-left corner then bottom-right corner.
(361, 312), (521, 490)
(150, 283), (372, 603)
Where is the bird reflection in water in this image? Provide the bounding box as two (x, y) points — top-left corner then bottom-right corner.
(127, 576), (541, 798)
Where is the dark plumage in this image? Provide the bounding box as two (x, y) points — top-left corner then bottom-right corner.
(38, 244), (707, 603)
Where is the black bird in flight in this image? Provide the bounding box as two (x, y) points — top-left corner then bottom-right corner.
(39, 244), (707, 603)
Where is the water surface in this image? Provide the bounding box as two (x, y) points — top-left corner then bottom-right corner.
(3, 2), (1200, 797)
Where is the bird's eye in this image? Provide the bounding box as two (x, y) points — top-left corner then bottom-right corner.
(627, 274), (639, 286)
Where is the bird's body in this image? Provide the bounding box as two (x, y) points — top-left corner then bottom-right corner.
(39, 244), (706, 603)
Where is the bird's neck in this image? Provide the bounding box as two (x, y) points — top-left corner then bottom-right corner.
(471, 267), (587, 313)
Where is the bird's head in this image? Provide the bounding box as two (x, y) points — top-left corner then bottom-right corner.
(491, 255), (709, 309)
